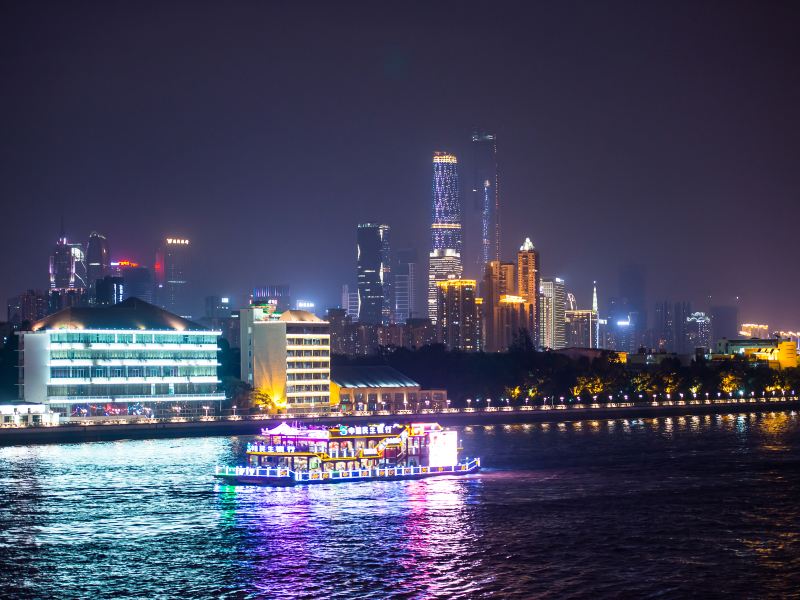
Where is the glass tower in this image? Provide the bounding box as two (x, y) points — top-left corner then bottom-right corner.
(357, 223), (392, 325)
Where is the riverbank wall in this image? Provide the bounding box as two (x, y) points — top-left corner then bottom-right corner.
(1, 397), (797, 447)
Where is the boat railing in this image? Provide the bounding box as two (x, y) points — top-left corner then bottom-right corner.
(215, 458), (480, 481)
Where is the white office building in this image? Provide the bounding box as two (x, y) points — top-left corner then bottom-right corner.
(18, 298), (223, 417)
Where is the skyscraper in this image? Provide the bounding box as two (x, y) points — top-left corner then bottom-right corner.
(516, 237), (540, 346)
(116, 262), (154, 304)
(357, 223), (392, 325)
(155, 237), (191, 317)
(7, 290), (47, 328)
(48, 224), (87, 313)
(341, 284), (359, 320)
(539, 277), (566, 350)
(471, 131), (499, 275)
(393, 248), (417, 323)
(428, 152), (463, 323)
(481, 260), (519, 351)
(86, 232), (110, 301)
(437, 278), (480, 351)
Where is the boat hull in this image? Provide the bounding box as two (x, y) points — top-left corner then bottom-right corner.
(214, 459), (480, 486)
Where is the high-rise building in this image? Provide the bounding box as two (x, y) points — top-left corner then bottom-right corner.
(592, 281), (600, 348)
(114, 262), (154, 304)
(436, 278), (480, 351)
(516, 237), (540, 346)
(252, 285), (291, 312)
(539, 277), (566, 350)
(393, 248), (417, 323)
(653, 300), (692, 352)
(471, 131), (500, 276)
(341, 284), (359, 321)
(619, 264), (646, 348)
(494, 295), (535, 351)
(205, 296), (231, 320)
(7, 290), (47, 328)
(428, 152), (463, 323)
(240, 307), (331, 414)
(155, 237), (191, 317)
(356, 223), (392, 325)
(686, 311), (712, 350)
(86, 232), (111, 302)
(18, 298), (223, 417)
(95, 276), (125, 305)
(48, 226), (87, 313)
(481, 260), (519, 351)
(565, 309), (599, 348)
(653, 301), (674, 351)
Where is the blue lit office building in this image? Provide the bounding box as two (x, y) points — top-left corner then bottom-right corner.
(18, 298), (223, 418)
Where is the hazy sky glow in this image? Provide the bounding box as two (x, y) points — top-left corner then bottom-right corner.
(2, 2), (798, 327)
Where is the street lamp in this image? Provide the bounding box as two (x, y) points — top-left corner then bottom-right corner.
(232, 405), (237, 418)
(203, 405), (210, 418)
(467, 398), (472, 409)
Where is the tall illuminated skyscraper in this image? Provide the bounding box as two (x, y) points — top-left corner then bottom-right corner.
(155, 237), (191, 317)
(357, 224), (392, 325)
(428, 152), (463, 323)
(516, 237), (540, 346)
(472, 131), (499, 275)
(540, 277), (566, 350)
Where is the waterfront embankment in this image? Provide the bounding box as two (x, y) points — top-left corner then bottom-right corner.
(0, 396), (797, 446)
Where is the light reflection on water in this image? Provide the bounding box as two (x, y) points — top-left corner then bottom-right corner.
(0, 411), (799, 598)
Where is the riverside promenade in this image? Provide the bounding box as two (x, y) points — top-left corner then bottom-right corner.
(0, 395), (797, 446)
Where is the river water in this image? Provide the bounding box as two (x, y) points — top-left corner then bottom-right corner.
(1, 411), (799, 599)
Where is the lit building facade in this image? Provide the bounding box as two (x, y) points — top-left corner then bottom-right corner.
(516, 237), (540, 346)
(686, 311), (712, 350)
(482, 261), (533, 351)
(437, 278), (480, 351)
(714, 338), (798, 370)
(49, 227), (87, 313)
(539, 277), (566, 350)
(155, 237), (191, 317)
(330, 365), (447, 412)
(740, 323), (770, 339)
(240, 308), (331, 414)
(357, 223), (392, 325)
(493, 295), (535, 351)
(18, 298), (223, 417)
(428, 152), (463, 323)
(565, 309), (599, 348)
(252, 285), (292, 312)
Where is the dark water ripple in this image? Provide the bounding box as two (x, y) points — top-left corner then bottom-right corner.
(1, 411), (799, 599)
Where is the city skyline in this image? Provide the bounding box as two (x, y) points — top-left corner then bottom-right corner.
(1, 3), (799, 328)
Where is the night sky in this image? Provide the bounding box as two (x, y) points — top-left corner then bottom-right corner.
(2, 2), (798, 327)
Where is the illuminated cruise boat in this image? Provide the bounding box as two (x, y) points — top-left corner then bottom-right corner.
(214, 422), (480, 485)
